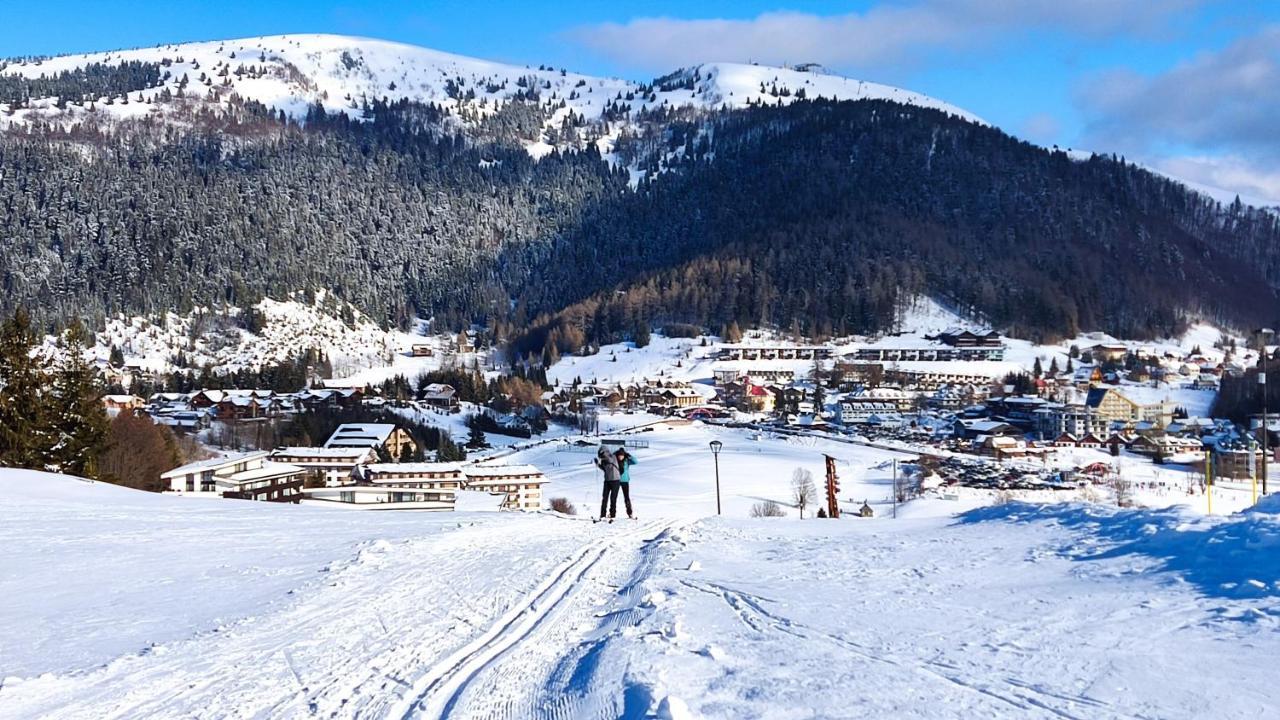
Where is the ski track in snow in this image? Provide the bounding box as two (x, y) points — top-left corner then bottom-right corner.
(394, 519), (683, 720)
(0, 517), (683, 720)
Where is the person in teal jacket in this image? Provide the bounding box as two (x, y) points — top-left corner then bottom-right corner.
(614, 448), (637, 519)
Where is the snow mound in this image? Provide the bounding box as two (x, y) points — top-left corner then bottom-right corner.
(961, 502), (1280, 603)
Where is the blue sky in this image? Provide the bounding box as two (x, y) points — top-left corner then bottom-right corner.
(5, 1), (1280, 201)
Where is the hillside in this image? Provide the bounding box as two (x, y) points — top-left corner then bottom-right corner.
(1, 35), (1278, 345)
(3, 468), (1278, 718)
(0, 34), (978, 159)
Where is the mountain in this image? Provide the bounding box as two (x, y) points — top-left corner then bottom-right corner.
(1, 34), (1277, 352)
(0, 34), (979, 158)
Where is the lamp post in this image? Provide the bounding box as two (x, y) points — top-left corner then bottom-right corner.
(1260, 328), (1274, 496)
(709, 440), (723, 515)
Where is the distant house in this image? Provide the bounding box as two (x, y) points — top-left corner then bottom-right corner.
(189, 389), (226, 409)
(1053, 433), (1079, 447)
(102, 394), (144, 415)
(419, 383), (458, 409)
(410, 344), (434, 357)
(660, 387), (702, 409)
(1077, 433), (1105, 449)
(931, 328), (1003, 348)
(324, 423), (418, 459)
(1091, 343), (1129, 362)
(743, 383), (776, 413)
(162, 451), (306, 502)
(952, 419), (1019, 440)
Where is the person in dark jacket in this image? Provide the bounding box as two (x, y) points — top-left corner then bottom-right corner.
(596, 445), (621, 521)
(615, 448), (637, 519)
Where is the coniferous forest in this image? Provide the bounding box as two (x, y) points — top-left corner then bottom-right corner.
(1, 92), (1278, 349)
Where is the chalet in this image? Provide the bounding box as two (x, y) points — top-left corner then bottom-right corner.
(1076, 433), (1105, 449)
(324, 423), (418, 459)
(953, 419), (1020, 440)
(743, 383), (776, 413)
(660, 387), (702, 408)
(215, 395), (278, 421)
(270, 446), (377, 486)
(461, 464), (548, 511)
(1092, 343), (1129, 363)
(419, 383), (458, 409)
(102, 394), (144, 414)
(931, 328), (1003, 348)
(410, 344), (434, 357)
(189, 389), (226, 409)
(1053, 433), (1079, 447)
(162, 451), (306, 503)
(1211, 443), (1264, 481)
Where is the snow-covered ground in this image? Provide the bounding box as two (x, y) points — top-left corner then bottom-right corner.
(4, 468), (1279, 718)
(0, 34), (979, 163)
(55, 290), (461, 383)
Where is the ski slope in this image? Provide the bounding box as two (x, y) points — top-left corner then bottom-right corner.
(4, 466), (1280, 718)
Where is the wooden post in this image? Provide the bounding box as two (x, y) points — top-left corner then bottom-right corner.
(825, 454), (840, 518)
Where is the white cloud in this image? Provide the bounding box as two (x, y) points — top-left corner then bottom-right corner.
(1079, 25), (1280, 153)
(1151, 154), (1280, 208)
(1020, 113), (1062, 145)
(566, 1), (1203, 73)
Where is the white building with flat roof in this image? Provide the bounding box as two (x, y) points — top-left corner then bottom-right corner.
(162, 451), (306, 503)
(269, 446), (376, 487)
(462, 464), (548, 511)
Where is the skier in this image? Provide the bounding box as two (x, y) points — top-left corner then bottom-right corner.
(615, 447), (637, 520)
(596, 445), (621, 522)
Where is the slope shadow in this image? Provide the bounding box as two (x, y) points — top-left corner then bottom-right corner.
(956, 502), (1280, 610)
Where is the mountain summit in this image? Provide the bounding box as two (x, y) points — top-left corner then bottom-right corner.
(0, 33), (980, 155)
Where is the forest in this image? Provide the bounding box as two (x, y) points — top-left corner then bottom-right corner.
(1, 91), (1278, 350)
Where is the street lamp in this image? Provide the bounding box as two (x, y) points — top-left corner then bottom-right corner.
(1259, 328), (1274, 495)
(709, 440), (723, 515)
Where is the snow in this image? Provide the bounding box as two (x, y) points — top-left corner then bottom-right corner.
(5, 465), (1280, 718)
(56, 290), (443, 381)
(0, 34), (982, 164)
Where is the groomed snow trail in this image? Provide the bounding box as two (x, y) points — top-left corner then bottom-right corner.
(393, 519), (682, 720)
(0, 516), (676, 720)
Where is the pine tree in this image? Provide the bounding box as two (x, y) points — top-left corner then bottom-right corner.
(0, 309), (53, 469)
(49, 324), (110, 478)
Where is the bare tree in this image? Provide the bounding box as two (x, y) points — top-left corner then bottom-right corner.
(791, 467), (817, 519)
(751, 500), (786, 518)
(549, 497), (577, 515)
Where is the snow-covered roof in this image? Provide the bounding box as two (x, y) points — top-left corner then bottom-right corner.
(271, 447), (373, 459)
(161, 451), (267, 479)
(364, 462), (463, 474)
(324, 423), (398, 448)
(464, 464), (546, 480)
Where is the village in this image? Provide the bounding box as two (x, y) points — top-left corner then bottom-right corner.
(94, 302), (1280, 517)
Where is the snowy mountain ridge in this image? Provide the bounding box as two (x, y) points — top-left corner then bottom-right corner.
(0, 33), (983, 156)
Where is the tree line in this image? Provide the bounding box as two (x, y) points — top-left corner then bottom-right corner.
(1, 93), (1277, 349)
